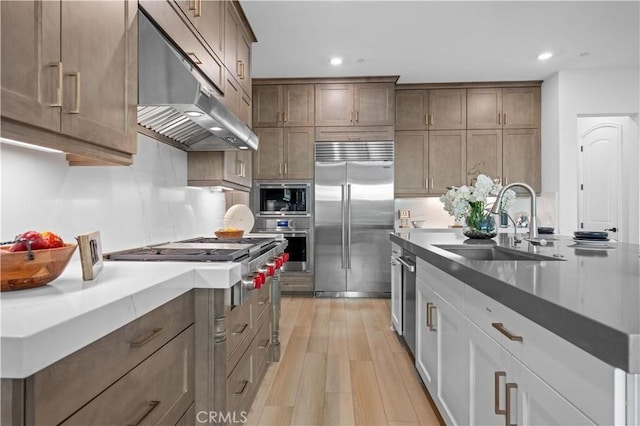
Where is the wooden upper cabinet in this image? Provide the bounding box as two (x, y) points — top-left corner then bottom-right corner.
(395, 131), (429, 196)
(466, 129), (503, 185)
(1, 0), (61, 133)
(1, 0), (137, 164)
(175, 0), (224, 60)
(316, 82), (393, 127)
(396, 90), (428, 130)
(283, 85), (315, 127)
(59, 1), (136, 154)
(225, 2), (252, 95)
(253, 84), (314, 128)
(315, 83), (354, 126)
(467, 88), (502, 129)
(428, 130), (466, 193)
(253, 127), (313, 180)
(428, 89), (466, 130)
(503, 128), (541, 192)
(467, 87), (540, 129)
(396, 88), (465, 130)
(502, 87), (540, 129)
(353, 83), (395, 126)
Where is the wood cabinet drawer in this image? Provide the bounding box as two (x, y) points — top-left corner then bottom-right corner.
(315, 125), (394, 142)
(26, 291), (194, 426)
(62, 325), (195, 425)
(464, 285), (621, 425)
(253, 280), (272, 324)
(226, 301), (252, 375)
(280, 274), (314, 294)
(176, 402), (195, 426)
(416, 257), (464, 312)
(254, 316), (272, 369)
(226, 342), (253, 415)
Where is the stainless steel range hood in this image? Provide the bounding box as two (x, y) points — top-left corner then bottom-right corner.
(137, 12), (258, 151)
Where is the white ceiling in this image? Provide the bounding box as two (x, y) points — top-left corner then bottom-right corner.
(240, 1), (640, 84)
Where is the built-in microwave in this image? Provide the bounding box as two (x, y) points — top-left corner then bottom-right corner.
(253, 181), (312, 215)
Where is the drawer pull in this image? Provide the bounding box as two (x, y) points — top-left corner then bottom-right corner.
(233, 323), (248, 335)
(130, 327), (164, 348)
(233, 379), (249, 395)
(505, 382), (518, 426)
(494, 371), (506, 415)
(258, 338), (270, 349)
(427, 303), (437, 331)
(127, 400), (160, 426)
(491, 323), (523, 341)
(258, 296), (269, 305)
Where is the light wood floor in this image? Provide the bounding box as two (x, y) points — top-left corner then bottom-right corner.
(246, 297), (443, 426)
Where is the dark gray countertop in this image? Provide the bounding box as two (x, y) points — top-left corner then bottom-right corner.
(390, 230), (640, 373)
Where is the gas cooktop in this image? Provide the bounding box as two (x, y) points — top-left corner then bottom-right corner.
(104, 236), (277, 262)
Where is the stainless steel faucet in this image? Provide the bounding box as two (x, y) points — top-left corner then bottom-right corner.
(490, 182), (538, 240)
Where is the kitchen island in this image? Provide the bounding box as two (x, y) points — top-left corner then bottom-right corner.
(390, 230), (640, 425)
(0, 237), (285, 425)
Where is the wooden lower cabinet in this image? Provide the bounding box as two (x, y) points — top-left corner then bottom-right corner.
(62, 326), (195, 426)
(280, 273), (314, 294)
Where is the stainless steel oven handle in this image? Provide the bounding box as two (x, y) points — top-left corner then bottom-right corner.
(397, 256), (415, 272)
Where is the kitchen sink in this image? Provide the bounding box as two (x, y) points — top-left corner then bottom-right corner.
(434, 245), (564, 261)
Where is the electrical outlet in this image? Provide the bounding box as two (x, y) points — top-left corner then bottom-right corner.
(398, 209), (411, 219)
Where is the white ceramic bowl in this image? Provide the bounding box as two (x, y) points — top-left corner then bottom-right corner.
(412, 220), (428, 228)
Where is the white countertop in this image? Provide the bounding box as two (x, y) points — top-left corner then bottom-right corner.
(0, 259), (241, 378)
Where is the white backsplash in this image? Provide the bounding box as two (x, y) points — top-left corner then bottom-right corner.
(0, 134), (226, 253)
(394, 193), (558, 231)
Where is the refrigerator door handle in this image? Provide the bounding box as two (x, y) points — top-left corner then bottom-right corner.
(341, 184), (346, 269)
(347, 183), (352, 269)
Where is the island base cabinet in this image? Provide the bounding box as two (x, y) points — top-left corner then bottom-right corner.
(61, 325), (195, 425)
(416, 277), (468, 426)
(467, 321), (595, 426)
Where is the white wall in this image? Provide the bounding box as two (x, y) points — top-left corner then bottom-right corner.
(0, 134), (227, 253)
(542, 67), (640, 242)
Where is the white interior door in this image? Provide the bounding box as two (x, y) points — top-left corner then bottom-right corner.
(578, 118), (623, 239)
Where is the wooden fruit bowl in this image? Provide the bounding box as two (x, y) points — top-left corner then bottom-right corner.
(1, 243), (77, 291)
(214, 229), (244, 239)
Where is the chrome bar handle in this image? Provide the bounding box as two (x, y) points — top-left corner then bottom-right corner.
(347, 184), (352, 269)
(341, 184), (346, 269)
(396, 256), (415, 272)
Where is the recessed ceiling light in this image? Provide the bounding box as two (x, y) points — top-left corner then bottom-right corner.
(210, 126), (223, 131)
(537, 52), (553, 61)
(185, 111), (203, 117)
(330, 57), (343, 66)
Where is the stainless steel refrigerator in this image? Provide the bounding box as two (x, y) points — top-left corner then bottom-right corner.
(314, 141), (394, 297)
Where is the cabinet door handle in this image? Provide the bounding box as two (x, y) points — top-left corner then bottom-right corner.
(505, 382), (518, 426)
(504, 177), (508, 185)
(430, 178), (434, 189)
(187, 52), (202, 65)
(49, 62), (63, 107)
(258, 338), (270, 349)
(188, 0), (196, 10)
(349, 110), (353, 122)
(284, 162), (288, 175)
(234, 379), (249, 395)
(237, 60), (245, 79)
(195, 0), (202, 17)
(492, 322), (523, 341)
(425, 114), (429, 126)
(67, 72), (81, 114)
(355, 110), (359, 122)
(428, 303), (436, 331)
(429, 114), (434, 126)
(498, 113), (502, 124)
(258, 296), (269, 305)
(279, 163), (283, 175)
(283, 112), (287, 123)
(503, 113), (507, 125)
(130, 327), (164, 348)
(494, 371), (506, 415)
(233, 323), (248, 335)
(127, 401), (160, 426)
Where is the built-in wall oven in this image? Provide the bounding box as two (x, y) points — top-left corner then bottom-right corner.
(253, 181), (313, 274)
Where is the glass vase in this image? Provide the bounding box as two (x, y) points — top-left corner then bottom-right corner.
(463, 203), (497, 239)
